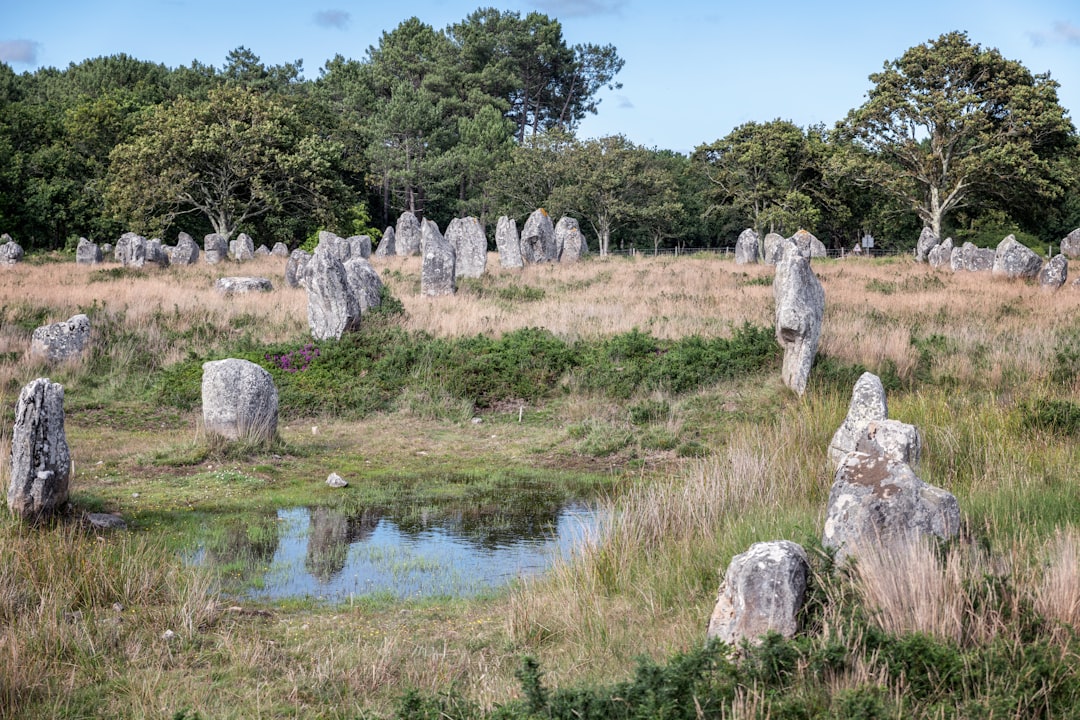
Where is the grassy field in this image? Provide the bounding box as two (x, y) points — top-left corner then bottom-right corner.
(1, 251), (1079, 718)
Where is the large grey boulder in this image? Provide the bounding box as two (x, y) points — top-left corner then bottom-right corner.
(495, 216), (523, 269)
(215, 277), (273, 294)
(446, 217), (487, 279)
(915, 227), (940, 263)
(30, 314), (91, 363)
(774, 239), (825, 396)
(204, 234), (229, 264)
(823, 447), (960, 565)
(115, 232), (147, 268)
(1039, 254), (1068, 290)
(790, 229), (827, 258)
(706, 541), (809, 646)
(347, 235), (372, 259)
(0, 235), (23, 265)
(992, 234), (1042, 280)
(735, 228), (759, 265)
(374, 227), (396, 257)
(343, 256), (384, 314)
(146, 238), (169, 267)
(172, 233), (200, 265)
(950, 242), (994, 272)
(76, 237), (102, 265)
(827, 372), (888, 467)
(271, 242), (290, 258)
(556, 216), (587, 262)
(318, 231), (351, 262)
(306, 244), (360, 340)
(1061, 229), (1080, 259)
(762, 233), (785, 265)
(395, 212), (422, 256)
(8, 378), (71, 519)
(421, 219), (456, 296)
(255, 244), (270, 257)
(230, 233), (255, 262)
(201, 359), (278, 443)
(927, 237), (953, 269)
(285, 249), (312, 289)
(521, 209), (558, 264)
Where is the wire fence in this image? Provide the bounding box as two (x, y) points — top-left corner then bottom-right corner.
(603, 245), (902, 259)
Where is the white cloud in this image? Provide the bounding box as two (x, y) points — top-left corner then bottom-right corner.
(314, 9), (350, 30)
(0, 39), (40, 65)
(531, 0), (628, 18)
(1028, 20), (1080, 47)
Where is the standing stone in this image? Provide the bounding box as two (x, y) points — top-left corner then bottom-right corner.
(8, 378), (71, 519)
(318, 231), (351, 262)
(735, 228), (759, 265)
(790, 229), (827, 258)
(343, 257), (384, 314)
(172, 233), (200, 265)
(822, 448), (960, 566)
(774, 239), (825, 396)
(115, 232), (147, 268)
(346, 235), (372, 259)
(421, 220), (456, 296)
(30, 314), (91, 363)
(828, 372), (887, 467)
(204, 234), (229, 264)
(927, 237), (953, 269)
(521, 209), (557, 264)
(306, 244), (361, 340)
(556, 217), (587, 262)
(255, 244), (271, 257)
(215, 277), (273, 294)
(374, 227), (396, 257)
(395, 212), (422, 256)
(1060, 229), (1080, 259)
(706, 541), (809, 646)
(146, 238), (169, 267)
(915, 227), (939, 263)
(1039, 254), (1068, 290)
(762, 233), (785, 265)
(950, 242), (994, 272)
(0, 235), (23, 264)
(271, 242), (290, 258)
(285, 249), (312, 289)
(201, 359), (278, 443)
(76, 237), (102, 265)
(230, 233), (255, 262)
(992, 234), (1043, 280)
(446, 217), (487, 279)
(495, 216), (523, 269)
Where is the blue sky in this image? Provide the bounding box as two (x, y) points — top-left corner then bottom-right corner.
(2, 0), (1078, 153)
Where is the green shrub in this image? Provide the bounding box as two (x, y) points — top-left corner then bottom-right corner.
(1019, 398), (1080, 436)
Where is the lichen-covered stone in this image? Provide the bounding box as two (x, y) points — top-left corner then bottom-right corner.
(421, 220), (456, 296)
(8, 378), (70, 519)
(735, 228), (759, 265)
(395, 212), (422, 256)
(171, 233), (200, 265)
(115, 232), (146, 268)
(375, 227), (396, 257)
(30, 314), (91, 363)
(915, 227), (939, 263)
(927, 237), (953, 269)
(204, 234), (229, 264)
(306, 244), (361, 340)
(285, 249), (312, 289)
(1039, 254), (1068, 290)
(762, 233), (785, 265)
(828, 372), (888, 467)
(230, 233), (255, 262)
(215, 277), (273, 294)
(343, 257), (383, 314)
(774, 239), (824, 395)
(992, 234), (1043, 280)
(201, 359), (278, 443)
(707, 541), (809, 646)
(446, 217), (487, 278)
(521, 209), (557, 264)
(495, 216), (523, 269)
(76, 237), (102, 265)
(556, 216), (587, 262)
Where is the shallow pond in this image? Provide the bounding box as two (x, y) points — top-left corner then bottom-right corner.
(191, 489), (607, 602)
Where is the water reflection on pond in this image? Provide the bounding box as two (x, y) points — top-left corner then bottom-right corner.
(194, 498), (605, 602)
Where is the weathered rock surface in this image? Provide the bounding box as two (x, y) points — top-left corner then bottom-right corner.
(8, 378), (71, 519)
(927, 237), (954, 269)
(374, 227), (396, 257)
(255, 244), (270, 257)
(915, 227), (939, 263)
(347, 235), (372, 259)
(706, 541), (809, 646)
(495, 216), (523, 269)
(446, 217), (487, 279)
(343, 257), (383, 314)
(30, 314), (91, 363)
(395, 212), (422, 256)
(201, 359), (278, 443)
(521, 209), (557, 264)
(1061, 228), (1080, 259)
(0, 235), (24, 264)
(774, 239), (824, 396)
(1039, 254), (1068, 290)
(762, 233), (785, 265)
(204, 234), (229, 264)
(318, 231), (351, 262)
(306, 244), (360, 340)
(950, 242), (994, 272)
(147, 238), (170, 267)
(215, 277), (273, 294)
(326, 473), (348, 489)
(822, 448), (960, 565)
(271, 242), (290, 258)
(735, 228), (759, 265)
(828, 372), (888, 467)
(790, 229), (827, 258)
(115, 232), (146, 268)
(230, 233), (255, 262)
(421, 220), (456, 296)
(285, 249), (312, 289)
(992, 234), (1043, 280)
(84, 512), (127, 531)
(76, 237), (102, 265)
(556, 216), (587, 262)
(172, 233), (200, 265)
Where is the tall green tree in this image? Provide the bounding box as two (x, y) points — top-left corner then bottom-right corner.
(837, 31), (1075, 238)
(106, 85), (344, 239)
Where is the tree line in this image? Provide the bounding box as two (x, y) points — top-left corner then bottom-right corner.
(0, 11), (1076, 255)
